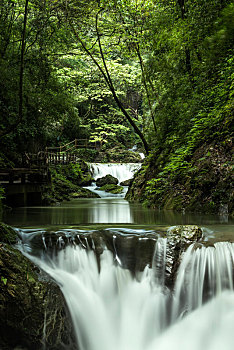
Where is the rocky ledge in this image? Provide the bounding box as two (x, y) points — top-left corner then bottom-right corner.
(0, 224), (77, 350)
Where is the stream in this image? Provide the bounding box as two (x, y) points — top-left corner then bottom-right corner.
(4, 163), (234, 350)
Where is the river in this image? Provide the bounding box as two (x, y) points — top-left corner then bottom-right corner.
(3, 163), (234, 350)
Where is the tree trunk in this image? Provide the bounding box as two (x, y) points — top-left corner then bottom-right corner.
(0, 0), (29, 138)
(67, 13), (150, 155)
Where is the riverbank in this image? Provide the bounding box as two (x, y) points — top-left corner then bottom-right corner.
(127, 133), (233, 217)
(42, 162), (99, 205)
(0, 223), (77, 350)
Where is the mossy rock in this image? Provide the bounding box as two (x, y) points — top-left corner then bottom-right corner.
(96, 175), (118, 187)
(0, 223), (18, 244)
(70, 187), (100, 198)
(0, 244), (77, 350)
(167, 225), (203, 242)
(76, 173), (93, 186)
(165, 225), (203, 288)
(120, 179), (132, 186)
(99, 184), (124, 194)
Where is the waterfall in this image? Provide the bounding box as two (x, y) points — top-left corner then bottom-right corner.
(86, 163), (141, 198)
(22, 232), (234, 350)
(89, 163), (141, 184)
(171, 241), (234, 321)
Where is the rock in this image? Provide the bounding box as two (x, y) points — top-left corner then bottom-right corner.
(120, 179), (132, 186)
(167, 225), (202, 243)
(127, 140), (233, 215)
(96, 174), (118, 187)
(0, 223), (18, 244)
(70, 187), (100, 198)
(165, 225), (203, 287)
(76, 173), (93, 186)
(99, 184), (124, 194)
(0, 244), (77, 350)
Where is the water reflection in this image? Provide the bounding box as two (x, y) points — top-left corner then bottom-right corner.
(4, 198), (234, 230)
(87, 199), (133, 223)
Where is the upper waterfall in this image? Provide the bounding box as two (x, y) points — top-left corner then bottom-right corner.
(89, 163), (141, 184)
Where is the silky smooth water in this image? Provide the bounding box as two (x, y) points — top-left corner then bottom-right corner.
(89, 163), (141, 183)
(5, 162), (234, 349)
(20, 231), (234, 350)
(86, 163), (142, 198)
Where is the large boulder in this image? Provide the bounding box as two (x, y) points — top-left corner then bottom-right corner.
(0, 243), (77, 350)
(99, 184), (124, 194)
(165, 225), (203, 287)
(96, 174), (118, 187)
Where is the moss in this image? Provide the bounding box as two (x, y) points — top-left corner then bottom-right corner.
(96, 174), (118, 187)
(0, 244), (77, 349)
(128, 138), (233, 214)
(75, 148), (99, 162)
(99, 184), (124, 194)
(71, 188), (100, 198)
(42, 162), (96, 204)
(0, 223), (17, 244)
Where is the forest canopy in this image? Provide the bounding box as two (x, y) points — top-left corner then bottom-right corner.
(0, 0), (233, 163)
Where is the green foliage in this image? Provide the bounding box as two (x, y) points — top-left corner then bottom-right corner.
(1, 276), (7, 285)
(0, 182), (4, 197)
(0, 0), (233, 215)
(99, 184), (124, 194)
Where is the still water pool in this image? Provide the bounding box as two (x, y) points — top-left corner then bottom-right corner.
(4, 197), (234, 239)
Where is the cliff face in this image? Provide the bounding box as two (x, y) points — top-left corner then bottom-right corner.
(126, 137), (233, 216)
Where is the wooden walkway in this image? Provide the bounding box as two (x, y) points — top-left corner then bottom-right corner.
(0, 168), (49, 184)
(0, 139), (97, 206)
(24, 138), (98, 167)
(0, 139), (97, 186)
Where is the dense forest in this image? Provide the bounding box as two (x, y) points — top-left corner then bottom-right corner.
(0, 0), (233, 214)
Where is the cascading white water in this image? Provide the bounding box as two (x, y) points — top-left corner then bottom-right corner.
(89, 163), (141, 184)
(171, 241), (234, 322)
(86, 163), (141, 198)
(24, 235), (234, 350)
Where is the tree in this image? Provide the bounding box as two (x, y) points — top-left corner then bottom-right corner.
(58, 0), (151, 154)
(0, 0), (29, 137)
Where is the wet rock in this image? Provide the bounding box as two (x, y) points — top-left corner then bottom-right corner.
(165, 225), (203, 288)
(99, 184), (124, 194)
(0, 223), (18, 244)
(11, 225), (203, 296)
(96, 174), (118, 186)
(76, 173), (93, 186)
(120, 179), (132, 186)
(0, 244), (77, 350)
(70, 187), (100, 198)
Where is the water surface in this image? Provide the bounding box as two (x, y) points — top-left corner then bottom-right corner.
(4, 198), (234, 240)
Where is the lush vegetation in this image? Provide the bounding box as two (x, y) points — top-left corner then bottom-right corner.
(0, 0), (233, 212)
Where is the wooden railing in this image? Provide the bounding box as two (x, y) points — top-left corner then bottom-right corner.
(46, 152), (77, 165)
(23, 139), (98, 167)
(0, 139), (98, 185)
(0, 168), (48, 184)
(46, 139), (98, 154)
